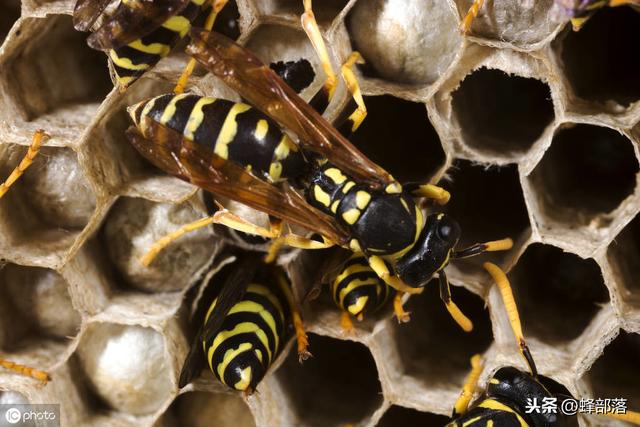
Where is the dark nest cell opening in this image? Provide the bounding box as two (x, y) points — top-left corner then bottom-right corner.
(607, 214), (640, 306)
(156, 391), (256, 427)
(529, 124), (638, 225)
(587, 331), (640, 412)
(440, 160), (530, 273)
(0, 265), (80, 351)
(4, 15), (111, 120)
(376, 405), (449, 427)
(555, 6), (640, 107)
(452, 68), (554, 155)
(509, 243), (609, 345)
(350, 96), (445, 184)
(394, 282), (492, 385)
(277, 334), (383, 427)
(0, 0), (19, 45)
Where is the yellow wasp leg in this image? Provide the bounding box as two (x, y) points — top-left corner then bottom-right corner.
(452, 354), (483, 416)
(174, 0), (229, 94)
(460, 0), (485, 34)
(275, 270), (311, 362)
(339, 51), (368, 134)
(410, 183), (451, 205)
(600, 410), (640, 425)
(393, 292), (411, 323)
(0, 359), (50, 383)
(340, 311), (355, 333)
(367, 256), (423, 295)
(301, 0), (338, 103)
(484, 262), (537, 376)
(439, 270), (474, 332)
(0, 130), (49, 200)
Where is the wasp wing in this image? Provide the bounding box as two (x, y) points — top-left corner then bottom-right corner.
(73, 0), (114, 31)
(126, 120), (349, 246)
(86, 0), (191, 51)
(178, 253), (260, 388)
(186, 28), (395, 190)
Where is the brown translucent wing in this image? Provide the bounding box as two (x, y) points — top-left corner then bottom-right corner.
(87, 0), (191, 51)
(126, 120), (349, 246)
(186, 28), (395, 191)
(73, 0), (114, 31)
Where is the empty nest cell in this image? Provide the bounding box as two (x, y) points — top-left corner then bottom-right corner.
(376, 405), (449, 426)
(0, 0), (19, 45)
(586, 331), (640, 413)
(277, 334), (383, 427)
(155, 391), (256, 427)
(440, 160), (530, 272)
(529, 124), (638, 225)
(509, 243), (609, 345)
(254, 0), (348, 24)
(393, 283), (493, 386)
(0, 264), (80, 351)
(350, 95), (445, 183)
(100, 197), (215, 293)
(553, 6), (640, 107)
(75, 323), (173, 415)
(0, 144), (96, 255)
(1, 14), (111, 121)
(451, 68), (554, 156)
(347, 0), (462, 85)
(607, 213), (640, 307)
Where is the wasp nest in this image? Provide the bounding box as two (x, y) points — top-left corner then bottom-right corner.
(0, 0), (639, 426)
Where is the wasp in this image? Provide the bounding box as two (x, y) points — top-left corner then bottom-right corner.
(178, 251), (309, 394)
(448, 263), (640, 427)
(460, 0), (639, 33)
(125, 1), (513, 334)
(72, 0), (239, 91)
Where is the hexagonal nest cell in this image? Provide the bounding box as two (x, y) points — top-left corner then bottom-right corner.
(509, 243), (609, 345)
(529, 124), (638, 226)
(0, 1), (639, 426)
(553, 6), (640, 107)
(451, 68), (554, 156)
(276, 334), (383, 427)
(586, 330), (640, 413)
(350, 95), (445, 183)
(607, 214), (640, 308)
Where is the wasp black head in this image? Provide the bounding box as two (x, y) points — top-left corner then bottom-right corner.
(270, 59), (315, 94)
(395, 213), (461, 287)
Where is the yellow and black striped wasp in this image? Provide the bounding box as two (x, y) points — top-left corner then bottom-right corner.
(448, 263), (640, 427)
(178, 250), (308, 393)
(460, 0), (639, 33)
(124, 1), (513, 334)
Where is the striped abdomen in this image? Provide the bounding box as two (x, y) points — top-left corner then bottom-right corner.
(108, 0), (206, 87)
(203, 282), (286, 392)
(129, 93), (307, 182)
(332, 255), (391, 318)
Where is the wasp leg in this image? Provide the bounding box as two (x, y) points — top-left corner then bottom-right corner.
(0, 130), (49, 200)
(452, 354), (483, 417)
(600, 410), (640, 425)
(393, 291), (411, 323)
(452, 237), (513, 259)
(367, 256), (423, 295)
(0, 359), (50, 383)
(264, 217), (285, 263)
(340, 311), (355, 333)
(174, 0), (229, 94)
(483, 262), (537, 376)
(406, 183), (451, 205)
(275, 270), (311, 362)
(438, 270), (473, 332)
(301, 0), (338, 113)
(460, 0), (485, 34)
(609, 0), (640, 6)
(333, 52), (368, 137)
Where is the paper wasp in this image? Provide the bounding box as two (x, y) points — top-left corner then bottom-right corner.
(448, 263), (640, 427)
(178, 250), (308, 393)
(123, 1), (513, 334)
(460, 0), (639, 33)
